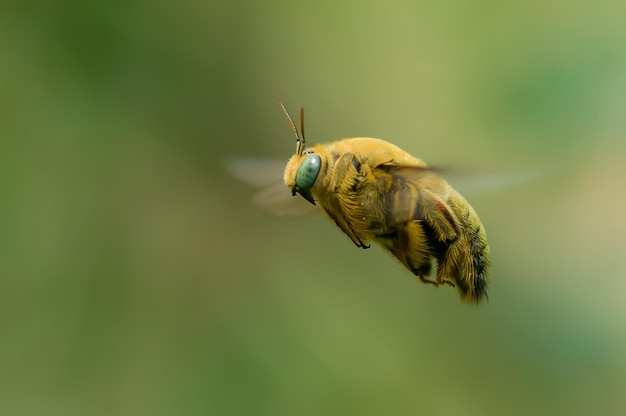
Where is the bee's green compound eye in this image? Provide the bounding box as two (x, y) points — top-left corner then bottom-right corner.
(296, 155), (321, 190)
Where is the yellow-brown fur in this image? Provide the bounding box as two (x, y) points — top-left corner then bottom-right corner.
(284, 137), (490, 302)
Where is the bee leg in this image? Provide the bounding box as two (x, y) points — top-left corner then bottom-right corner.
(326, 153), (371, 248)
(324, 205), (370, 249)
(330, 153), (361, 193)
(356, 236), (370, 249)
(435, 244), (469, 296)
(418, 194), (467, 291)
(403, 222), (438, 286)
(416, 273), (438, 286)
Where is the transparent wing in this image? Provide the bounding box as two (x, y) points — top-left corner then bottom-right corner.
(224, 157), (319, 216)
(252, 182), (318, 216)
(381, 162), (550, 195)
(444, 167), (551, 195)
(224, 157), (286, 188)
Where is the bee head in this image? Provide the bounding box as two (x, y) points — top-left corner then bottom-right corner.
(284, 153), (320, 205)
(279, 102), (320, 205)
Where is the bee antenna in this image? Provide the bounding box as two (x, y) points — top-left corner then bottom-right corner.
(278, 101), (305, 156)
(299, 106), (305, 150)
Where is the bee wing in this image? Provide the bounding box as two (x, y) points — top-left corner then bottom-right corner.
(377, 162), (549, 233)
(444, 168), (550, 194)
(374, 164), (450, 224)
(377, 163), (445, 192)
(224, 157), (319, 216)
(224, 157), (286, 188)
(252, 182), (319, 216)
(382, 163), (549, 195)
(378, 163), (439, 178)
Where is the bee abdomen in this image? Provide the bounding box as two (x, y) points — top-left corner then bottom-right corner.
(404, 196), (490, 302)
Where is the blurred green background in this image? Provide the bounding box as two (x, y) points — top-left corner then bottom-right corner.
(2, 1), (626, 415)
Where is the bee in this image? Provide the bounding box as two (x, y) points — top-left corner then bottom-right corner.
(280, 103), (490, 302)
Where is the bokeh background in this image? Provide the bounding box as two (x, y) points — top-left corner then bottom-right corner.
(2, 1), (626, 415)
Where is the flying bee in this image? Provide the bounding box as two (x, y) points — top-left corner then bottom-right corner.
(279, 103), (490, 302)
